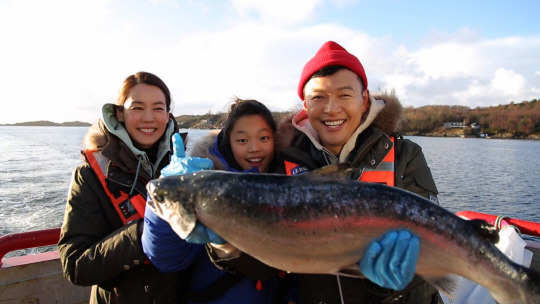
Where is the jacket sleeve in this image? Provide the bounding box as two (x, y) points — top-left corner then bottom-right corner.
(395, 139), (439, 202)
(142, 205), (205, 272)
(58, 165), (202, 287)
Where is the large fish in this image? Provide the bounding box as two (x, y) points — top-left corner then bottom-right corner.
(146, 165), (540, 304)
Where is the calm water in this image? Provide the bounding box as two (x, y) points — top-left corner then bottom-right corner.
(1, 127), (539, 257)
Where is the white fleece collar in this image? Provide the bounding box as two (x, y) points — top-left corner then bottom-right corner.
(291, 95), (386, 163)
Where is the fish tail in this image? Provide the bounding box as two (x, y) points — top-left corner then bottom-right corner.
(519, 265), (540, 304)
(490, 263), (540, 304)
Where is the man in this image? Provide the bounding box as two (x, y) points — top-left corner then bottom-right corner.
(273, 41), (441, 303)
(144, 41), (441, 304)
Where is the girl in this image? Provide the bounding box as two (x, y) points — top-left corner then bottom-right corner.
(59, 72), (194, 304)
(142, 98), (297, 304)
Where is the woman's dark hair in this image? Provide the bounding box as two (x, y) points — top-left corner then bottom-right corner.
(221, 97), (277, 143)
(116, 71), (172, 112)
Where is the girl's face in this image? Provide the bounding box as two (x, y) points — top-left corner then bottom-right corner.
(116, 83), (170, 149)
(229, 115), (274, 173)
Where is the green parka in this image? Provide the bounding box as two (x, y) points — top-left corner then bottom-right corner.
(58, 104), (187, 304)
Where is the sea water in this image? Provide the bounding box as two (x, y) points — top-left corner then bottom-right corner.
(1, 127), (539, 258)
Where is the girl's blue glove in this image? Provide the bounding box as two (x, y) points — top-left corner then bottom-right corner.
(161, 133), (213, 177)
(359, 230), (420, 290)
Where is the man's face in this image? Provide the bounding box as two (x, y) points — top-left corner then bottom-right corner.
(303, 69), (369, 156)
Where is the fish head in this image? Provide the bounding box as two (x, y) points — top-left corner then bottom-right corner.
(146, 175), (198, 239)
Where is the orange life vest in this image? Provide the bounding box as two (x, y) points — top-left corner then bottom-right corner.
(358, 137), (395, 186)
(284, 137), (395, 186)
(84, 150), (146, 225)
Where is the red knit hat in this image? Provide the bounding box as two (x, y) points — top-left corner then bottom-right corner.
(298, 41), (367, 100)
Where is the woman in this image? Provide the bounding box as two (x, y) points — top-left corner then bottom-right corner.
(58, 72), (195, 303)
(142, 98), (297, 304)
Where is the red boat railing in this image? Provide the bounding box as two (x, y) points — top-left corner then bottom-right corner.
(0, 227), (60, 265)
(456, 211), (540, 237)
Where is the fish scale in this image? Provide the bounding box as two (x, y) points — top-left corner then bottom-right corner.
(147, 167), (540, 304)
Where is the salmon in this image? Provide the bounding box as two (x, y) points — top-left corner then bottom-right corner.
(147, 165), (540, 304)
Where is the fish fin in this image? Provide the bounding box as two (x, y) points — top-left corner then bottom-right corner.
(423, 274), (462, 299)
(303, 163), (352, 178)
(469, 219), (499, 243)
(334, 264), (365, 278)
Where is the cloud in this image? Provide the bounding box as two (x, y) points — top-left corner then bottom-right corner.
(491, 68), (526, 96)
(379, 33), (540, 108)
(421, 27), (483, 46)
(1, 1), (539, 124)
(231, 0), (324, 24)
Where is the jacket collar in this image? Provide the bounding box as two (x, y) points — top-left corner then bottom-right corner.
(291, 95), (386, 162)
(278, 91), (404, 162)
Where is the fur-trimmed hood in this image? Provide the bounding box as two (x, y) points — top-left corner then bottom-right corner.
(275, 91), (404, 157)
(189, 130), (229, 171)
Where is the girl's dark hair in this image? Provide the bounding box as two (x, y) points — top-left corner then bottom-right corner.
(221, 97), (277, 143)
(216, 98), (277, 172)
(117, 71), (172, 112)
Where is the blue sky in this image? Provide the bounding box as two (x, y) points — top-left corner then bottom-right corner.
(0, 0), (539, 124)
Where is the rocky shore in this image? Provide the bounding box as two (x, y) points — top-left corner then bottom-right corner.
(403, 128), (540, 140)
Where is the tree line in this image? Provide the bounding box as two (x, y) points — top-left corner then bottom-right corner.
(176, 99), (540, 137)
(402, 99), (540, 136)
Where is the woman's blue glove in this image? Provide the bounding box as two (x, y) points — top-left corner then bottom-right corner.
(160, 133), (225, 244)
(359, 230), (420, 290)
(161, 133), (213, 177)
(185, 222), (226, 244)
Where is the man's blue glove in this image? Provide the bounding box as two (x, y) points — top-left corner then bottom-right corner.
(160, 133), (225, 244)
(161, 133), (213, 177)
(359, 230), (420, 291)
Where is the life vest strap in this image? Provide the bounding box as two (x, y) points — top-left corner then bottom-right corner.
(84, 150), (145, 225)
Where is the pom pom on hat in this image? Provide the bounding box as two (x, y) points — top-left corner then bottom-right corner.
(298, 41), (367, 100)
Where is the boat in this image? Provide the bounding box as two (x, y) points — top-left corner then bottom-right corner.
(1, 211), (540, 303)
(0, 228), (91, 303)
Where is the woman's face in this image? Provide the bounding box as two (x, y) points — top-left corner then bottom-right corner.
(116, 83), (169, 149)
(229, 115), (274, 173)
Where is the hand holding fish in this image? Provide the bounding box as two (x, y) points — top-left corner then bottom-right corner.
(142, 133), (222, 271)
(161, 133), (226, 245)
(359, 230), (419, 290)
(185, 222), (226, 245)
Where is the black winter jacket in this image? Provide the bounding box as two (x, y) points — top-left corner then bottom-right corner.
(58, 106), (188, 304)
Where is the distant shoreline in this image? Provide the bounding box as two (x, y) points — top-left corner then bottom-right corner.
(0, 121), (91, 127)
(2, 120), (539, 140)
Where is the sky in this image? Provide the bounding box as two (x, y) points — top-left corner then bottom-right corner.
(0, 0), (539, 124)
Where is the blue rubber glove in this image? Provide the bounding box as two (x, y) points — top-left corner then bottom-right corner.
(160, 133), (225, 244)
(185, 222), (226, 244)
(161, 133), (213, 177)
(359, 230), (420, 290)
